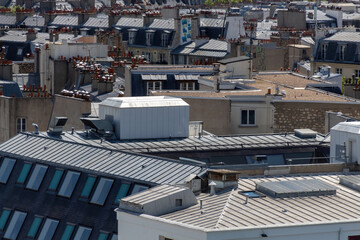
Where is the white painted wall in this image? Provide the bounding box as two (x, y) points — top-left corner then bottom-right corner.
(117, 210), (360, 240)
(330, 122), (360, 164)
(220, 60), (251, 79)
(229, 95), (274, 134)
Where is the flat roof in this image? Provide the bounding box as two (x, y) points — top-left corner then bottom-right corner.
(158, 173), (360, 230)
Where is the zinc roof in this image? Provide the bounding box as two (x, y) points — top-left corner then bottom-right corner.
(50, 15), (78, 26)
(115, 17), (143, 28)
(324, 31), (360, 43)
(21, 15), (45, 27)
(147, 18), (174, 30)
(37, 131), (325, 153)
(83, 16), (109, 28)
(0, 133), (203, 185)
(0, 15), (16, 26)
(200, 18), (224, 28)
(160, 173), (360, 230)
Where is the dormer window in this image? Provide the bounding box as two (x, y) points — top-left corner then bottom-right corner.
(321, 44), (327, 59)
(339, 45), (345, 61)
(128, 29), (137, 45)
(146, 30), (155, 46)
(161, 31), (170, 47)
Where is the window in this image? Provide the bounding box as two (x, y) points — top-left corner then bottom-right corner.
(17, 163), (32, 184)
(159, 53), (166, 63)
(4, 210), (27, 240)
(111, 234), (118, 240)
(241, 110), (255, 126)
(339, 45), (345, 60)
(146, 32), (153, 46)
(16, 118), (26, 133)
(146, 52), (152, 62)
(114, 183), (130, 204)
(128, 31), (135, 45)
(60, 224), (75, 240)
(336, 68), (342, 74)
(17, 48), (22, 56)
(131, 184), (149, 195)
(180, 82), (194, 90)
(98, 232), (109, 240)
(80, 176), (96, 198)
(48, 169), (64, 191)
(175, 199), (182, 207)
(355, 70), (360, 78)
(37, 218), (59, 240)
(90, 178), (114, 205)
(26, 164), (48, 191)
(73, 226), (92, 240)
(0, 209), (11, 230)
(0, 157), (16, 184)
(321, 44), (327, 59)
(58, 171), (80, 198)
(161, 33), (169, 47)
(147, 81), (162, 95)
(27, 216), (43, 238)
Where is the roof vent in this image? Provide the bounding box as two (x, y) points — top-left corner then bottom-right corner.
(339, 175), (360, 192)
(48, 117), (68, 136)
(256, 179), (336, 198)
(294, 129), (317, 139)
(80, 117), (114, 139)
(32, 123), (39, 135)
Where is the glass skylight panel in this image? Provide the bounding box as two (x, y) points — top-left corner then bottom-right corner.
(27, 217), (42, 238)
(131, 184), (149, 195)
(17, 163), (32, 184)
(73, 226), (92, 240)
(97, 232), (109, 240)
(26, 164), (48, 191)
(0, 209), (11, 230)
(111, 234), (118, 240)
(37, 218), (59, 240)
(60, 224), (75, 240)
(80, 176), (96, 198)
(90, 178), (114, 205)
(114, 183), (130, 204)
(48, 169), (64, 191)
(58, 171), (80, 198)
(0, 157), (16, 184)
(4, 211), (27, 240)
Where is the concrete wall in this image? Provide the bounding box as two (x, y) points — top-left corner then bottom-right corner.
(230, 95), (274, 134)
(220, 60), (251, 78)
(181, 97), (231, 136)
(277, 10), (306, 30)
(274, 101), (360, 134)
(0, 95), (91, 143)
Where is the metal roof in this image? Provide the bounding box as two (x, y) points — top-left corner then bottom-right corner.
(174, 74), (199, 81)
(83, 16), (109, 28)
(189, 49), (228, 58)
(200, 18), (224, 28)
(159, 173), (360, 230)
(256, 179), (337, 198)
(324, 31), (360, 43)
(115, 17), (143, 28)
(147, 18), (174, 30)
(0, 80), (23, 97)
(100, 96), (188, 108)
(172, 40), (228, 58)
(21, 15), (45, 27)
(0, 133), (204, 185)
(141, 74), (167, 81)
(306, 10), (335, 23)
(0, 15), (16, 26)
(198, 39), (228, 51)
(50, 15), (78, 26)
(37, 131), (325, 154)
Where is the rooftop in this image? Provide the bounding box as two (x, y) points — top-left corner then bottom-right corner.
(158, 173), (360, 230)
(324, 31), (360, 43)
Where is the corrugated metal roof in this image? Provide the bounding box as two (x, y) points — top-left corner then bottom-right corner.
(50, 15), (78, 26)
(198, 39), (228, 51)
(21, 15), (45, 27)
(0, 133), (203, 185)
(189, 50), (228, 58)
(83, 16), (109, 28)
(200, 18), (224, 28)
(0, 15), (16, 26)
(37, 131), (325, 153)
(115, 17), (143, 28)
(174, 74), (199, 81)
(159, 173), (360, 230)
(147, 18), (174, 30)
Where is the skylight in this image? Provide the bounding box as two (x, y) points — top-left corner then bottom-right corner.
(90, 178), (113, 205)
(26, 164), (48, 191)
(0, 157), (16, 184)
(4, 211), (27, 240)
(58, 171), (80, 198)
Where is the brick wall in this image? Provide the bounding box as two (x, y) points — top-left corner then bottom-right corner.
(274, 101), (360, 133)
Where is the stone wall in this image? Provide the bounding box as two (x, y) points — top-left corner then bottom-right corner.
(274, 101), (360, 133)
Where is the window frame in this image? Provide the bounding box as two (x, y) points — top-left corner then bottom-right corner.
(25, 164), (48, 191)
(0, 208), (11, 231)
(80, 175), (97, 199)
(16, 117), (26, 133)
(73, 225), (92, 240)
(17, 162), (32, 184)
(37, 218), (59, 240)
(48, 168), (64, 191)
(113, 182), (131, 205)
(57, 170), (81, 198)
(240, 109), (256, 126)
(0, 157), (16, 184)
(27, 215), (43, 239)
(60, 223), (76, 240)
(3, 210), (27, 240)
(336, 68), (342, 75)
(90, 177), (114, 206)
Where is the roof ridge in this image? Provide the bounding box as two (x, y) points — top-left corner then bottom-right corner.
(215, 188), (235, 229)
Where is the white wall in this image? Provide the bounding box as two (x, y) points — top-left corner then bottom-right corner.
(220, 60), (251, 79)
(229, 95), (274, 134)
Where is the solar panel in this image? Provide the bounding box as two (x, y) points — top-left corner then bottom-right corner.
(256, 179), (337, 198)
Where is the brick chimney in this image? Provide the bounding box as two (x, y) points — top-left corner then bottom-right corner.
(16, 9), (34, 23)
(108, 11), (121, 28)
(143, 11), (161, 27)
(26, 29), (37, 42)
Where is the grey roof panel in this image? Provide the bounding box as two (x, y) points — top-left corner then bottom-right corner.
(83, 16), (109, 28)
(200, 18), (224, 28)
(115, 17), (143, 28)
(147, 18), (174, 30)
(50, 15), (78, 26)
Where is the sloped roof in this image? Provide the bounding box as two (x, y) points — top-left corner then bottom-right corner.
(50, 15), (78, 26)
(0, 80), (22, 97)
(0, 15), (16, 26)
(200, 18), (224, 28)
(147, 18), (174, 30)
(324, 31), (360, 43)
(21, 15), (45, 27)
(115, 17), (143, 28)
(83, 16), (109, 28)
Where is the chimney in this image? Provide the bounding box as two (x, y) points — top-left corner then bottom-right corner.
(190, 16), (200, 41)
(34, 44), (40, 74)
(109, 11), (121, 28)
(26, 29), (37, 42)
(16, 10), (34, 23)
(209, 181), (216, 195)
(45, 12), (56, 26)
(32, 123), (39, 134)
(49, 30), (59, 42)
(207, 169), (239, 190)
(143, 12), (161, 27)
